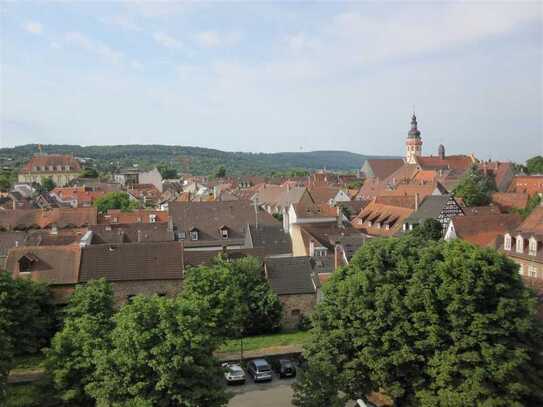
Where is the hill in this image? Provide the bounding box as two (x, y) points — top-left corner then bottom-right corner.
(0, 144), (397, 176)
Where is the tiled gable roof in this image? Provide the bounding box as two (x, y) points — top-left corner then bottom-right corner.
(89, 223), (173, 244)
(363, 159), (404, 180)
(491, 192), (529, 211)
(79, 241), (183, 282)
(452, 213), (522, 247)
(264, 256), (317, 295)
(20, 154), (81, 174)
(0, 208), (97, 230)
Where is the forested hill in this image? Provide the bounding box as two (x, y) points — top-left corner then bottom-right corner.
(0, 144), (397, 176)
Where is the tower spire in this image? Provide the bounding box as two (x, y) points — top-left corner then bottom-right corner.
(405, 111), (423, 164)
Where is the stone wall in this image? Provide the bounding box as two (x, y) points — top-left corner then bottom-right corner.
(278, 293), (316, 330)
(110, 279), (183, 307)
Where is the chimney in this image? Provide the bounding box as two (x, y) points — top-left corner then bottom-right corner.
(415, 193), (420, 211)
(334, 244), (341, 271)
(336, 206), (343, 228)
(309, 240), (315, 257)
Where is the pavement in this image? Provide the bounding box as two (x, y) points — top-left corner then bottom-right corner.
(228, 378), (296, 407)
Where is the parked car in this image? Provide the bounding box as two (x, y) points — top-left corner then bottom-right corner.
(222, 363), (246, 385)
(247, 358), (273, 382)
(356, 399), (378, 407)
(271, 358), (296, 378)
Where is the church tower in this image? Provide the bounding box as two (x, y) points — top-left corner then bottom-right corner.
(405, 113), (422, 164)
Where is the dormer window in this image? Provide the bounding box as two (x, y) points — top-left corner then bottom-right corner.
(18, 253), (38, 272)
(149, 214), (157, 223)
(516, 235), (524, 253)
(177, 231), (186, 240)
(65, 165), (71, 171)
(48, 165), (54, 171)
(376, 222), (381, 229)
(314, 247), (327, 257)
(190, 228), (199, 241)
(219, 226), (229, 240)
(385, 224), (390, 230)
(504, 234), (512, 251)
(529, 237), (538, 256)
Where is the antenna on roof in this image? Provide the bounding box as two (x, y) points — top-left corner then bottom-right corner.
(252, 195), (259, 228)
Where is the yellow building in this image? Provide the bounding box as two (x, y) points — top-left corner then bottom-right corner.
(18, 154), (81, 187)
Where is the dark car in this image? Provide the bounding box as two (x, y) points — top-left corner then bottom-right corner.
(271, 358), (296, 378)
(246, 358), (273, 382)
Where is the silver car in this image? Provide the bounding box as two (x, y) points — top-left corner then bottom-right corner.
(223, 363), (246, 385)
(247, 358), (273, 382)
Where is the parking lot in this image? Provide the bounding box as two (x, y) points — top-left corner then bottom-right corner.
(224, 358), (298, 406)
(227, 372), (296, 406)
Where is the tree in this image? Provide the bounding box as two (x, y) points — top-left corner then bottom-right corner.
(88, 295), (230, 407)
(526, 156), (543, 174)
(453, 165), (497, 207)
(0, 272), (55, 403)
(183, 256), (283, 337)
(45, 279), (114, 405)
(41, 177), (56, 192)
(81, 167), (99, 178)
(215, 165), (226, 178)
(293, 236), (543, 406)
(409, 218), (443, 241)
(514, 194), (542, 219)
(156, 164), (178, 179)
(231, 256), (283, 335)
(93, 192), (139, 213)
(0, 175), (11, 192)
(0, 272), (56, 356)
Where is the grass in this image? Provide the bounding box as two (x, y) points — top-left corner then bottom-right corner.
(218, 330), (311, 353)
(11, 353), (46, 372)
(5, 380), (61, 407)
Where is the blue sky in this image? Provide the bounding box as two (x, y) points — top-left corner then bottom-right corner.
(1, 1), (541, 162)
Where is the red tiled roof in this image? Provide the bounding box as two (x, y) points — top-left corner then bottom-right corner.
(353, 200), (414, 237)
(0, 208), (97, 230)
(20, 154), (81, 174)
(516, 206), (543, 235)
(491, 192), (529, 211)
(364, 159), (405, 180)
(451, 213), (522, 247)
(508, 176), (543, 196)
(415, 154), (475, 172)
(99, 209), (169, 224)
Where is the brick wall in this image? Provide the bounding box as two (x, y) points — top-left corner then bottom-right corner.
(278, 293), (316, 330)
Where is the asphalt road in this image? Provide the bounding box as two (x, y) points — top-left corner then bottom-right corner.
(226, 367), (297, 406)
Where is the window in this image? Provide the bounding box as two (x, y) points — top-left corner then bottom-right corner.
(127, 294), (136, 302)
(402, 223), (407, 231)
(516, 235), (524, 253)
(177, 231), (186, 240)
(48, 165), (54, 171)
(190, 230), (199, 240)
(518, 264), (524, 275)
(529, 238), (538, 256)
(314, 247), (327, 257)
(504, 234), (511, 251)
(220, 228), (228, 239)
(149, 214), (157, 223)
(385, 224), (390, 230)
(65, 165), (71, 171)
(529, 265), (537, 278)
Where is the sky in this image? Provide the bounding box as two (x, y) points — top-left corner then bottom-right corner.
(0, 1), (542, 162)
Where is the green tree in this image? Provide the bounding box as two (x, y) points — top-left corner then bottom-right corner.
(231, 256), (283, 335)
(41, 177), (56, 192)
(183, 256), (283, 337)
(81, 167), (99, 178)
(0, 272), (55, 403)
(293, 236), (543, 406)
(215, 165), (226, 178)
(93, 192), (139, 213)
(88, 295), (230, 407)
(0, 272), (56, 356)
(182, 260), (245, 338)
(514, 194), (542, 219)
(409, 218), (443, 241)
(156, 164), (178, 179)
(453, 165), (497, 207)
(0, 175), (11, 192)
(526, 155), (543, 174)
(45, 279), (114, 405)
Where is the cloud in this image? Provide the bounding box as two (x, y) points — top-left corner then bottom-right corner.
(99, 15), (141, 31)
(23, 21), (43, 35)
(153, 31), (183, 49)
(194, 30), (241, 48)
(64, 32), (124, 64)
